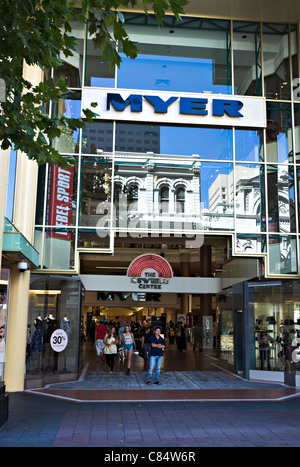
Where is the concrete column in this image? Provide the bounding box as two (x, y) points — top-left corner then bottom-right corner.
(4, 153), (38, 391)
(5, 265), (30, 391)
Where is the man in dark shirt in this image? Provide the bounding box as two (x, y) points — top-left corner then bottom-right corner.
(147, 326), (165, 385)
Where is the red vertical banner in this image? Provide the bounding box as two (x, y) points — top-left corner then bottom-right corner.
(47, 163), (74, 239)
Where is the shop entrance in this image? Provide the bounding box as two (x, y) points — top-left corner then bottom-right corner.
(80, 296), (220, 374)
(79, 235), (230, 374)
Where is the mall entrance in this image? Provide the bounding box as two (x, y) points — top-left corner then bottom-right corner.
(81, 297), (219, 372)
(80, 296), (221, 374)
(79, 235), (232, 374)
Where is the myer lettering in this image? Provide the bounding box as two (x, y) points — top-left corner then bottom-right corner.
(107, 93), (244, 117)
(82, 88), (266, 128)
(131, 272), (169, 290)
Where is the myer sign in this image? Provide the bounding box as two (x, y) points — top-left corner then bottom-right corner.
(82, 88), (266, 128)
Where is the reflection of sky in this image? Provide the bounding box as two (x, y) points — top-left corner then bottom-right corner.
(5, 149), (17, 222)
(160, 127), (232, 159)
(235, 130), (262, 162)
(117, 54), (231, 94)
(64, 99), (81, 144)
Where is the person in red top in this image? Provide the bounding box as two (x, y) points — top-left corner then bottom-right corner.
(95, 320), (107, 358)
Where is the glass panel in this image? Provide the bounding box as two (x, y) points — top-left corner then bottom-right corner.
(46, 160), (78, 226)
(236, 234), (267, 253)
(296, 167), (300, 232)
(294, 103), (300, 163)
(27, 275), (81, 380)
(115, 123), (233, 160)
(5, 149), (17, 223)
(79, 156), (112, 227)
(118, 17), (232, 94)
(53, 21), (84, 88)
(291, 24), (299, 85)
(235, 128), (264, 162)
(233, 21), (262, 96)
(54, 62), (81, 88)
(82, 121), (113, 154)
(43, 229), (76, 270)
(51, 91), (81, 154)
(250, 281), (300, 373)
(268, 235), (297, 274)
(200, 162), (234, 231)
(217, 291), (234, 367)
(267, 165), (296, 233)
(266, 102), (293, 163)
(34, 227), (43, 268)
(263, 23), (291, 100)
(113, 155), (203, 234)
(78, 229), (111, 249)
(35, 165), (46, 225)
(235, 164), (266, 232)
(84, 29), (115, 87)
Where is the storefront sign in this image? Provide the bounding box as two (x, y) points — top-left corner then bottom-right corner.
(83, 88), (266, 128)
(127, 253), (173, 291)
(50, 329), (68, 352)
(203, 315), (213, 349)
(47, 163), (74, 239)
(177, 314), (186, 324)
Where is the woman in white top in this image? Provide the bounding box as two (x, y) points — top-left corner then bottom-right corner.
(122, 324), (136, 375)
(103, 327), (118, 374)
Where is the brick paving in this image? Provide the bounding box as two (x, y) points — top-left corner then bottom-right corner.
(1, 391), (300, 447)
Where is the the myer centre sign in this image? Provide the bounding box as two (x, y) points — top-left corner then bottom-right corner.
(127, 253), (173, 290)
(82, 88), (266, 128)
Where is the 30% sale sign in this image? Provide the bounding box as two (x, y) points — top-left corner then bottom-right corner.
(50, 329), (68, 352)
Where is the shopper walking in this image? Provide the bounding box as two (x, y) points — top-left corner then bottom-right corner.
(103, 326), (118, 374)
(141, 327), (152, 365)
(122, 324), (136, 375)
(192, 320), (203, 352)
(118, 321), (126, 361)
(167, 320), (175, 351)
(147, 326), (165, 385)
(177, 322), (187, 351)
(95, 319), (107, 359)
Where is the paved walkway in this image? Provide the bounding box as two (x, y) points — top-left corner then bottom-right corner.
(2, 390), (300, 447)
(2, 352), (300, 447)
(26, 367), (300, 403)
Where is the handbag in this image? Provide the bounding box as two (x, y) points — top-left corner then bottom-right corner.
(139, 347), (145, 358)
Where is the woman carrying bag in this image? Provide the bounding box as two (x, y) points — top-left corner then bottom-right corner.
(103, 326), (118, 374)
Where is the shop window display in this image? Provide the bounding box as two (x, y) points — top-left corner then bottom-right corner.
(26, 275), (81, 384)
(251, 282), (300, 373)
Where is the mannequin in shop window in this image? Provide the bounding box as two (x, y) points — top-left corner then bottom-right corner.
(60, 315), (72, 340)
(30, 316), (43, 374)
(258, 331), (273, 370)
(60, 315), (72, 372)
(44, 314), (57, 373)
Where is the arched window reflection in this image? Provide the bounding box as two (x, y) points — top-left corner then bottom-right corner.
(159, 186), (169, 213)
(176, 187), (185, 213)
